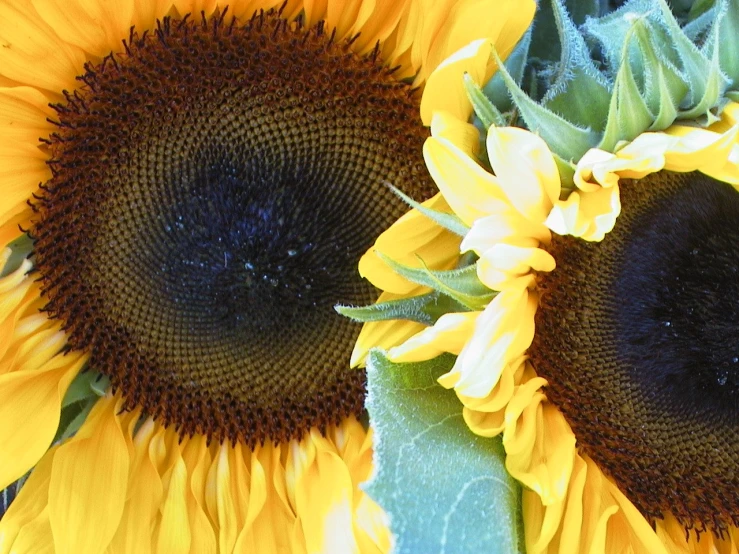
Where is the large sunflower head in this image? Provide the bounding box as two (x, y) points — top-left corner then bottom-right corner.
(352, 0), (739, 551)
(0, 0), (535, 551)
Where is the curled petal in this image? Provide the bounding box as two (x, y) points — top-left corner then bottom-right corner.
(440, 287), (537, 397)
(546, 186), (621, 242)
(477, 244), (555, 291)
(486, 127), (561, 223)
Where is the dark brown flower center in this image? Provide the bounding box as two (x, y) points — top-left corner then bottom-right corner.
(531, 171), (739, 534)
(31, 10), (434, 445)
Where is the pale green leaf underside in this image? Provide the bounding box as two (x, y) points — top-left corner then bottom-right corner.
(365, 351), (523, 554)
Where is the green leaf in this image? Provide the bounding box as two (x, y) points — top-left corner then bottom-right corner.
(376, 252), (495, 311)
(336, 292), (468, 326)
(387, 184), (470, 238)
(365, 350), (524, 554)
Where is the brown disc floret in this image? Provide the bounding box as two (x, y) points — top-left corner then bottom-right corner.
(31, 9), (435, 446)
(531, 171), (739, 534)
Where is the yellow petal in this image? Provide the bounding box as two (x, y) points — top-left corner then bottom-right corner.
(0, 0), (85, 91)
(423, 136), (510, 226)
(358, 193), (460, 295)
(0, 445), (57, 553)
(430, 110), (481, 158)
(2, 507), (55, 554)
(504, 395), (576, 506)
(662, 124), (739, 175)
(346, 0), (414, 58)
(105, 418), (161, 554)
(49, 396), (130, 554)
(0, 157), (50, 231)
(420, 38), (495, 125)
(180, 434), (217, 554)
(388, 311), (479, 363)
(417, 0), (535, 117)
(292, 431), (359, 554)
(32, 0), (135, 58)
(155, 454), (191, 554)
(0, 351), (83, 490)
(486, 126), (561, 223)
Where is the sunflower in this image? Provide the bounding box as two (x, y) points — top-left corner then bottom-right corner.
(354, 1), (739, 552)
(0, 0), (535, 552)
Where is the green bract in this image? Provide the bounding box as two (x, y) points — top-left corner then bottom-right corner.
(471, 0), (739, 184)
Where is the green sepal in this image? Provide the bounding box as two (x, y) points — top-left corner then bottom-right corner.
(376, 252), (495, 311)
(365, 350), (524, 554)
(629, 19), (687, 130)
(711, 0), (739, 91)
(492, 47), (600, 163)
(581, 0), (654, 72)
(484, 27), (532, 112)
(654, 0), (726, 113)
(56, 370), (109, 442)
(0, 233), (34, 278)
(388, 184), (469, 237)
(464, 73), (506, 130)
(61, 369), (109, 408)
(336, 291), (468, 326)
(541, 0), (612, 132)
(598, 25), (654, 152)
(56, 397), (97, 443)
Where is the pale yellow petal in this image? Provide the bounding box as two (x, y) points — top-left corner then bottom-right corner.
(423, 136), (510, 225)
(443, 287), (537, 397)
(0, 351), (84, 490)
(546, 185), (621, 242)
(461, 212), (551, 257)
(0, 0), (85, 91)
(477, 244), (555, 291)
(49, 396), (130, 554)
(388, 311), (479, 363)
(486, 126), (561, 223)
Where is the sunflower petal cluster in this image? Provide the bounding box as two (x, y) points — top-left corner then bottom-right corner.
(0, 0), (538, 552)
(351, 0), (739, 551)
